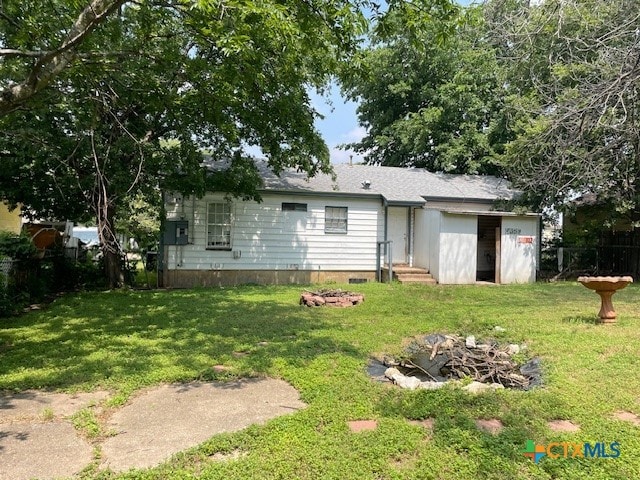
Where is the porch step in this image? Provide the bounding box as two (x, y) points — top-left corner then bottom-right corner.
(392, 265), (432, 275)
(396, 273), (437, 285)
(381, 265), (437, 284)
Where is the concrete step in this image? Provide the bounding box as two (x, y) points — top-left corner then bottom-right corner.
(399, 278), (437, 285)
(396, 274), (437, 285)
(396, 273), (434, 282)
(380, 265), (437, 284)
(388, 265), (430, 275)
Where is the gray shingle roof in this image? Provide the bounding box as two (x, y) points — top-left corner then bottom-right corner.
(257, 162), (516, 204)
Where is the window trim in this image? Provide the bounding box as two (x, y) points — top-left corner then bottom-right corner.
(206, 202), (232, 250)
(324, 206), (348, 234)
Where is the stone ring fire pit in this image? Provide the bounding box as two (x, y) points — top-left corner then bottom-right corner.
(577, 276), (633, 323)
(300, 289), (364, 307)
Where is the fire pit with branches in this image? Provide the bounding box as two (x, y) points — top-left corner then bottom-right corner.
(371, 333), (541, 392)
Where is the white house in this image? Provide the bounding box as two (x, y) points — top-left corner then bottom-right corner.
(161, 163), (539, 287)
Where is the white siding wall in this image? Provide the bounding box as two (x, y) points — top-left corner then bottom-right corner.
(165, 193), (383, 271)
(427, 211), (441, 279)
(500, 217), (538, 283)
(414, 209), (441, 277)
(438, 213), (477, 284)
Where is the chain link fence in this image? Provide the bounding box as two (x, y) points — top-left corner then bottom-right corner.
(0, 257), (12, 289)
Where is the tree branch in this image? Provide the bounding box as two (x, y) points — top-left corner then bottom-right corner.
(0, 49), (47, 58)
(0, 0), (126, 117)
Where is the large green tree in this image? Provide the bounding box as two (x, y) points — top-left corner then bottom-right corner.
(0, 0), (458, 287)
(485, 0), (640, 220)
(343, 6), (508, 175)
(0, 0), (365, 286)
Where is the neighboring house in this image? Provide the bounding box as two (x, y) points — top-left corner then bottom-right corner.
(161, 163), (539, 287)
(0, 202), (22, 234)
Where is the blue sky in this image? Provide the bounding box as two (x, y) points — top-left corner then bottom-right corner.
(316, 0), (475, 164)
(310, 89), (364, 165)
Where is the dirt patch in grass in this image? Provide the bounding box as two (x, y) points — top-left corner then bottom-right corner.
(475, 418), (504, 435)
(611, 411), (640, 426)
(548, 420), (580, 432)
(348, 419), (378, 432)
(408, 418), (435, 431)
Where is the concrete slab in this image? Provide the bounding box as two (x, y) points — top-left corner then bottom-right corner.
(0, 421), (93, 480)
(0, 390), (110, 422)
(101, 378), (305, 472)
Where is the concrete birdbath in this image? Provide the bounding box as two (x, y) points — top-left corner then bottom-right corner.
(577, 276), (633, 324)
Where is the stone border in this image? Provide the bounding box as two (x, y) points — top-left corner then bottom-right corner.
(300, 291), (364, 307)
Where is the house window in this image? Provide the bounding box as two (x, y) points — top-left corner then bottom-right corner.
(325, 206), (348, 233)
(207, 202), (232, 249)
(282, 202), (307, 212)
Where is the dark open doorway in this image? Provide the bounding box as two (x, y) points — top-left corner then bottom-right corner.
(477, 216), (501, 282)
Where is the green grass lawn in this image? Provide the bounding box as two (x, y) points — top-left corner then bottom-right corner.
(1, 282), (639, 479)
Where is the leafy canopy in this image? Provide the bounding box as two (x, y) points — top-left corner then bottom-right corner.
(0, 0), (458, 286)
(343, 6), (508, 175)
(486, 0), (640, 217)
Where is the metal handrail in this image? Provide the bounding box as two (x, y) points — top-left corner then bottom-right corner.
(376, 240), (393, 283)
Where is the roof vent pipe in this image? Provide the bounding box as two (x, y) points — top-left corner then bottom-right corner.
(362, 180), (371, 190)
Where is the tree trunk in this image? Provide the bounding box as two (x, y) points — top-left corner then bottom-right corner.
(97, 202), (125, 289)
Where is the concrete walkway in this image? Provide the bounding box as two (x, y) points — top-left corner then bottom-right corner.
(0, 378), (305, 480)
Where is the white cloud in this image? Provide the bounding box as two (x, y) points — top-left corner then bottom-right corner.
(341, 126), (367, 143)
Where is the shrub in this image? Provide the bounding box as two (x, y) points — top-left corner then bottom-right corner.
(0, 232), (37, 260)
(0, 233), (39, 316)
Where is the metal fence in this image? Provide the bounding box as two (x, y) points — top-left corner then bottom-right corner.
(544, 246), (640, 278)
(0, 257), (12, 289)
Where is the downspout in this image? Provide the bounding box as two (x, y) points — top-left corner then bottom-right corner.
(191, 196), (196, 245)
(384, 201), (389, 263)
(177, 195), (186, 269)
(408, 208), (414, 267)
(377, 198), (389, 282)
(537, 215), (542, 281)
(159, 190), (167, 288)
(383, 199), (392, 281)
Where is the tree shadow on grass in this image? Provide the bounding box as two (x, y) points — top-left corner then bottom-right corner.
(0, 287), (362, 393)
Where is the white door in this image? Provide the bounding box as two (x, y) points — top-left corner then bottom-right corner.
(388, 207), (408, 264)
